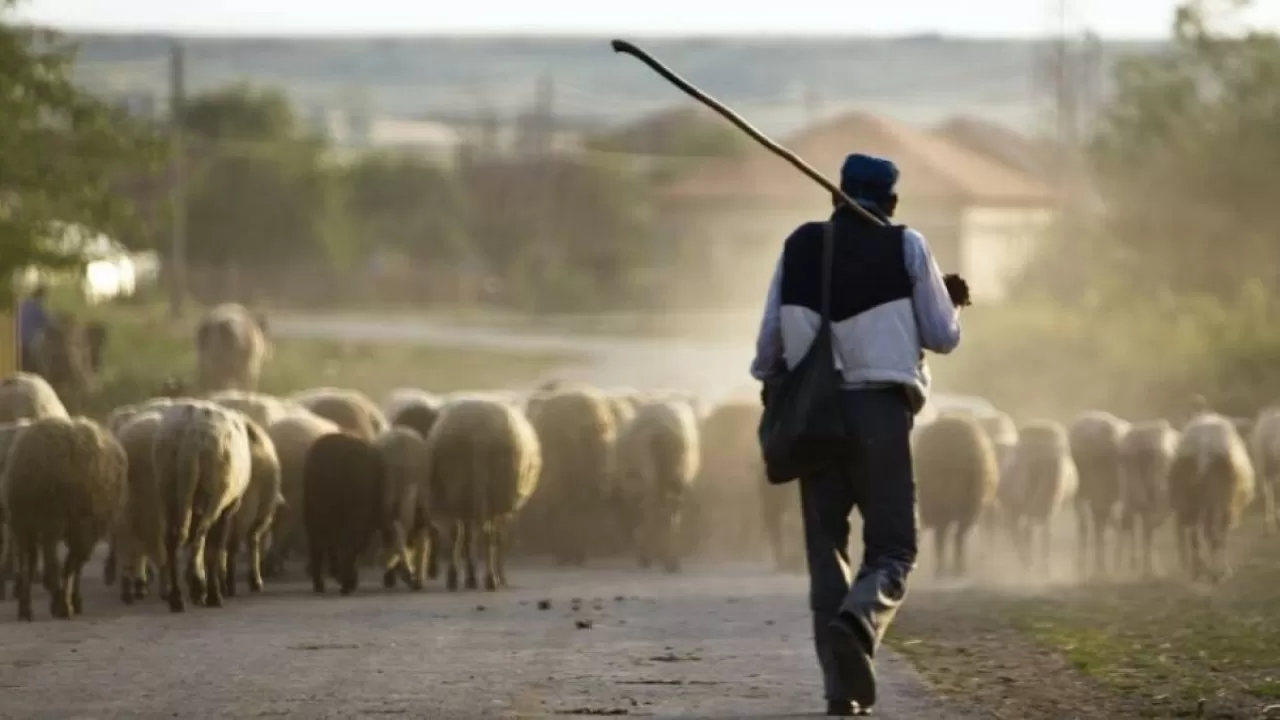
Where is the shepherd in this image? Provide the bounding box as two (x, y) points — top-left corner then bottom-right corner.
(750, 153), (963, 716)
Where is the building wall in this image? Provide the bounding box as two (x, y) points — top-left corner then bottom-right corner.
(959, 205), (1055, 302)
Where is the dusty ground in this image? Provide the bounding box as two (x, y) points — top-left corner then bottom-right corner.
(244, 311), (1280, 720)
(892, 519), (1280, 720)
(0, 557), (967, 719)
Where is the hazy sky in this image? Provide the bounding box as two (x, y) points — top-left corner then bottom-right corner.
(14, 0), (1280, 38)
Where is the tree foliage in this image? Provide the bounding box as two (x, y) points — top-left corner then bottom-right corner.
(1084, 0), (1280, 300)
(181, 84), (337, 276)
(342, 152), (466, 265)
(0, 1), (160, 304)
(460, 155), (654, 310)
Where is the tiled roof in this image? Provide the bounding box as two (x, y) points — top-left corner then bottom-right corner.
(932, 115), (1056, 183)
(658, 110), (1053, 206)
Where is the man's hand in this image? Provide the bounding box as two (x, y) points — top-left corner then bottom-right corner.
(943, 273), (971, 308)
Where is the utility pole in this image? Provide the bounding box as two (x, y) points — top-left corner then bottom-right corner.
(167, 39), (187, 320)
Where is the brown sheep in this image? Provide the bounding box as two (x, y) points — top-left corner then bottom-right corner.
(0, 420), (34, 602)
(291, 387), (387, 442)
(302, 432), (385, 595)
(688, 399), (783, 565)
(29, 315), (95, 413)
(1248, 406), (1280, 535)
(1068, 411), (1131, 578)
(5, 416), (126, 621)
(913, 414), (1000, 578)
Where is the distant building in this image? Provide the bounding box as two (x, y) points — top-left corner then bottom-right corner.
(932, 115), (1057, 188)
(656, 111), (1056, 304)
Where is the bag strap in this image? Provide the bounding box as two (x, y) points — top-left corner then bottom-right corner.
(820, 221), (834, 325)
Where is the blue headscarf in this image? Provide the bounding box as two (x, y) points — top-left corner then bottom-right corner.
(839, 153), (899, 215)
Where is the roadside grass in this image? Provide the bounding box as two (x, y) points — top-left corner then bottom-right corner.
(891, 521), (1280, 719)
(78, 302), (576, 419)
(266, 305), (756, 342)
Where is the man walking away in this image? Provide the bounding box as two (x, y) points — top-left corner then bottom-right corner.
(749, 153), (962, 716)
(17, 285), (50, 375)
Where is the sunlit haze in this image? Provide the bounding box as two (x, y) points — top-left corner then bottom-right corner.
(16, 0), (1280, 38)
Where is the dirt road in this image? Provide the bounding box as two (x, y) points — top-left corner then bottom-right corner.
(151, 311), (966, 718)
(0, 559), (965, 719)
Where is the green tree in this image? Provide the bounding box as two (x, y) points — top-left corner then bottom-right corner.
(0, 1), (159, 307)
(461, 155), (653, 311)
(180, 84), (342, 292)
(1083, 0), (1280, 300)
(584, 106), (747, 185)
(343, 152), (466, 265)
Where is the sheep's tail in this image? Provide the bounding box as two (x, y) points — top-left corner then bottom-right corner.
(168, 435), (204, 548)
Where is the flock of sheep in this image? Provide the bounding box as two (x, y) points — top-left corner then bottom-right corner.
(12, 299), (1260, 627)
(915, 403), (1277, 585)
(0, 303), (799, 623)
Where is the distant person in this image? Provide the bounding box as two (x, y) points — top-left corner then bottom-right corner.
(17, 285), (50, 374)
(750, 154), (963, 716)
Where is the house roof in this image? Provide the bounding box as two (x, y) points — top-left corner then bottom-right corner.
(932, 115), (1056, 183)
(658, 110), (1053, 206)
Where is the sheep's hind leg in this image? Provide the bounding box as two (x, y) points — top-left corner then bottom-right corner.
(203, 507), (234, 608)
(490, 519), (510, 589)
(43, 537), (68, 619)
(65, 544), (89, 616)
(16, 542), (38, 622)
(482, 523), (499, 591)
(462, 521), (479, 590)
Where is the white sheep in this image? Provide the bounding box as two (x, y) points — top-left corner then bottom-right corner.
(262, 408), (341, 575)
(152, 401), (253, 611)
(1068, 410), (1132, 578)
(1169, 412), (1256, 582)
(0, 372), (69, 423)
(1118, 420), (1179, 576)
(225, 416), (285, 596)
(110, 409), (169, 604)
(195, 303), (269, 392)
(374, 425), (428, 589)
(611, 398), (701, 572)
(1001, 420), (1078, 575)
(209, 390), (299, 428)
(519, 386), (615, 566)
(416, 396), (542, 591)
